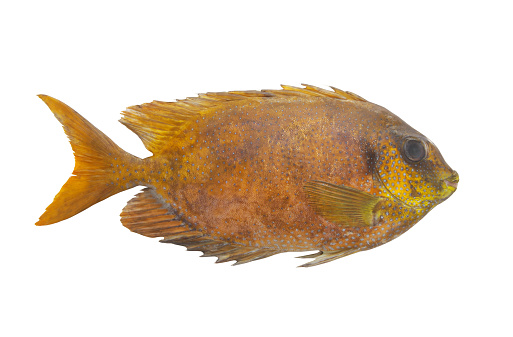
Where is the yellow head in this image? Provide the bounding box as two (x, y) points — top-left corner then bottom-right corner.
(375, 114), (458, 210)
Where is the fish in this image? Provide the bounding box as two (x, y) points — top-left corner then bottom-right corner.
(36, 84), (458, 267)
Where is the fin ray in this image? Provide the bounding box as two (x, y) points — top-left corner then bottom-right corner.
(298, 249), (359, 267)
(121, 188), (280, 265)
(304, 180), (382, 227)
(120, 84), (368, 155)
(296, 251), (323, 259)
(37, 95), (139, 226)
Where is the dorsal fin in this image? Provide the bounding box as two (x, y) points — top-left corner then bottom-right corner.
(120, 84), (367, 155)
(121, 188), (280, 265)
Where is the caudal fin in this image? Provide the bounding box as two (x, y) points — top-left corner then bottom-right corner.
(36, 95), (140, 226)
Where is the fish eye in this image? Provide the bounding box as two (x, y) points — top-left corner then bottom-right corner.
(403, 138), (426, 162)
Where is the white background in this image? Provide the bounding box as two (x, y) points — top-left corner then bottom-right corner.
(1, 1), (511, 336)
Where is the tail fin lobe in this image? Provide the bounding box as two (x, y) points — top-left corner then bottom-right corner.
(36, 95), (139, 226)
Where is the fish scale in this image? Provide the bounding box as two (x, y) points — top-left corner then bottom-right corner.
(153, 99), (374, 251)
(36, 84), (458, 267)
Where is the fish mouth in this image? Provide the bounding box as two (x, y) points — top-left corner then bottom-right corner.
(443, 171), (459, 191)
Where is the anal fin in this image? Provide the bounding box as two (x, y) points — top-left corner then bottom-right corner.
(121, 188), (280, 265)
(161, 234), (279, 265)
(121, 188), (184, 238)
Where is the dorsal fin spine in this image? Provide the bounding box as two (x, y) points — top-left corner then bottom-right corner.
(120, 84), (368, 155)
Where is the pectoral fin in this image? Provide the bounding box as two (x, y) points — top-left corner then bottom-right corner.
(304, 180), (382, 227)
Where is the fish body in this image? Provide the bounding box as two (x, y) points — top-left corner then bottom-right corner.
(37, 85), (458, 266)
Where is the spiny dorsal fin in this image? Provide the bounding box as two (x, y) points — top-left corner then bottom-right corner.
(121, 188), (280, 265)
(120, 84), (367, 155)
(304, 180), (382, 227)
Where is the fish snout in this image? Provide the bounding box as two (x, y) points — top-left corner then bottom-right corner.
(443, 171), (459, 191)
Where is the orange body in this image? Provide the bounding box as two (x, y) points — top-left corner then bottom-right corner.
(37, 85), (458, 266)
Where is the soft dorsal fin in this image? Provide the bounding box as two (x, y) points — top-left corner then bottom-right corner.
(303, 180), (382, 227)
(121, 188), (280, 265)
(120, 84), (368, 155)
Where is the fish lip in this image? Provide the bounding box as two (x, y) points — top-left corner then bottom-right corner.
(444, 179), (458, 189)
(443, 171), (459, 190)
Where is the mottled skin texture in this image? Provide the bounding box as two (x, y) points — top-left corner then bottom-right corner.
(118, 96), (455, 253)
(37, 86), (458, 266)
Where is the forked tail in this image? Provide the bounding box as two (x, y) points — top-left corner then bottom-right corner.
(36, 95), (141, 226)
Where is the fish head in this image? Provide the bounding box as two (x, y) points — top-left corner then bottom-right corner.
(375, 114), (458, 210)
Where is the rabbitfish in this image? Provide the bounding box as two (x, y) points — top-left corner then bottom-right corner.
(37, 84), (458, 267)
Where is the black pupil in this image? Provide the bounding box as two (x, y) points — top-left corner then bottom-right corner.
(405, 139), (425, 161)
